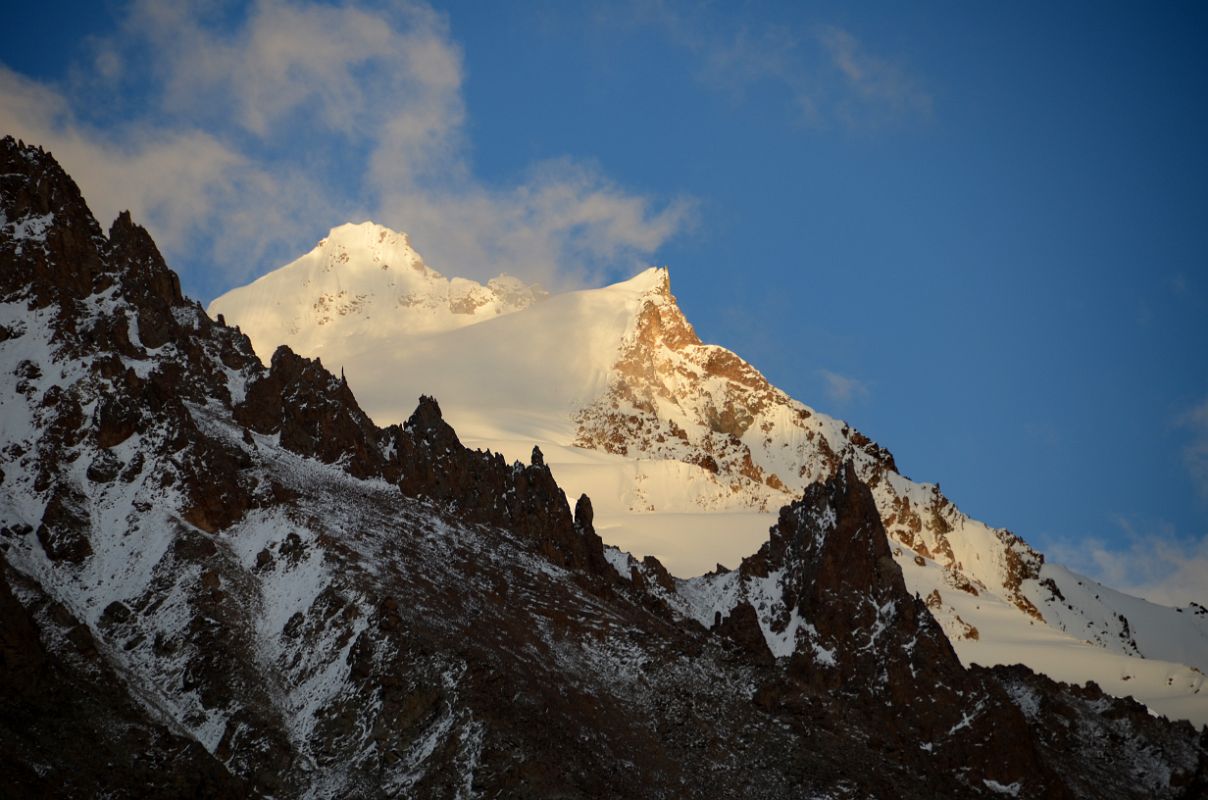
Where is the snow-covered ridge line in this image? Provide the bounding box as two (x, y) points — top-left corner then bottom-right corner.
(211, 220), (1208, 726)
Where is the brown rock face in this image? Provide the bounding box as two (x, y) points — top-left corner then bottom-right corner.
(0, 139), (107, 307)
(236, 345), (386, 479)
(387, 397), (611, 575)
(573, 492), (594, 533)
(714, 600), (775, 665)
(733, 465), (1068, 796)
(107, 211), (183, 306)
(35, 484), (92, 563)
(981, 664), (1208, 800)
(106, 211), (183, 348)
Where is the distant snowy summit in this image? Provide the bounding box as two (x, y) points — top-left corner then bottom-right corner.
(210, 221), (547, 360)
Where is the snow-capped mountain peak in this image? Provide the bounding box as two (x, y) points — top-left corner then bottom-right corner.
(315, 220), (430, 273)
(209, 221), (548, 359)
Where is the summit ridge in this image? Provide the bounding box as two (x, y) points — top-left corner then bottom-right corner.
(209, 221), (548, 359)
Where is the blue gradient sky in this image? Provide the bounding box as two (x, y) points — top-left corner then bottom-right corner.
(3, 1), (1206, 602)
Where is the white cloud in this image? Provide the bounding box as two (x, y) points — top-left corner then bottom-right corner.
(1019, 399), (1208, 609)
(0, 0), (689, 297)
(0, 65), (331, 287)
(696, 24), (800, 97)
(123, 0), (466, 165)
(1046, 521), (1208, 608)
(629, 2), (931, 128)
(379, 158), (694, 290)
(815, 26), (933, 126)
(818, 369), (869, 405)
(1181, 396), (1208, 498)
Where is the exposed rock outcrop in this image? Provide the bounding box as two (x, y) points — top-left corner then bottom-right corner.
(236, 345), (386, 479)
(572, 268), (1050, 625)
(387, 396), (610, 574)
(740, 466), (1058, 794)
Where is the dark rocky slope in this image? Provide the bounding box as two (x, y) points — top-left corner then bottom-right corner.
(0, 135), (1204, 798)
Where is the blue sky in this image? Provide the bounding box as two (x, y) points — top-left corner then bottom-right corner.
(3, 1), (1207, 602)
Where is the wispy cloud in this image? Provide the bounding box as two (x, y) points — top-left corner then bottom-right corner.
(1018, 396), (1208, 608)
(0, 64), (323, 286)
(1045, 519), (1208, 607)
(1180, 396), (1208, 498)
(818, 369), (870, 406)
(0, 0), (691, 298)
(628, 2), (931, 128)
(815, 25), (933, 127)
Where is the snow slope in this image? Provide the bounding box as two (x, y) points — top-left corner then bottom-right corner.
(211, 222), (1208, 726)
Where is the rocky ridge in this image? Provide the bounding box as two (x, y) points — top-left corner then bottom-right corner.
(569, 267), (1208, 720)
(209, 221), (1208, 727)
(575, 269), (1047, 616)
(2, 135), (1206, 798)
